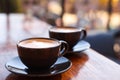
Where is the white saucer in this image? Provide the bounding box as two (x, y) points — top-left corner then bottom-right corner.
(5, 56), (72, 77)
(67, 40), (90, 53)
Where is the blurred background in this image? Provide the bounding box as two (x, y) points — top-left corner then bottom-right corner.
(1, 0), (120, 63)
(1, 0), (120, 30)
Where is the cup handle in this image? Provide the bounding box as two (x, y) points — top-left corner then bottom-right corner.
(81, 29), (87, 39)
(58, 40), (69, 57)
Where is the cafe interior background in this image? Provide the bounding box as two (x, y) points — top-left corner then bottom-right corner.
(0, 0), (120, 64)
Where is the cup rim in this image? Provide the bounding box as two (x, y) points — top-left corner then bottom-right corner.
(17, 37), (61, 49)
(49, 27), (83, 33)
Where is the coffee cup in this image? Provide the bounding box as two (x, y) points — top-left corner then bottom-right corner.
(49, 27), (86, 50)
(17, 37), (68, 70)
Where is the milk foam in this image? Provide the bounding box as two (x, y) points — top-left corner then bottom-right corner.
(19, 39), (59, 48)
(50, 28), (80, 33)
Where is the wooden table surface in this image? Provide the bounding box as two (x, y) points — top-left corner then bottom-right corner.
(0, 14), (120, 80)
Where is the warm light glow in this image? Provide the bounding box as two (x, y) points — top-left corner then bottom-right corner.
(112, 0), (119, 6)
(48, 1), (62, 15)
(114, 43), (120, 53)
(96, 11), (109, 29)
(63, 13), (78, 26)
(110, 13), (120, 29)
(99, 0), (109, 6)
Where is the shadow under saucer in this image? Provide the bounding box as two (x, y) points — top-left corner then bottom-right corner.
(6, 73), (62, 80)
(66, 40), (90, 54)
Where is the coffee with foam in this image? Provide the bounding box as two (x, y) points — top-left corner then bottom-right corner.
(49, 27), (86, 50)
(49, 27), (81, 33)
(17, 38), (68, 69)
(18, 38), (60, 48)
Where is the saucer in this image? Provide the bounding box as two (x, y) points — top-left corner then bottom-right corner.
(67, 40), (90, 53)
(5, 56), (72, 77)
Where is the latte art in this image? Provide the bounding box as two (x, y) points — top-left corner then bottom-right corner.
(18, 39), (59, 48)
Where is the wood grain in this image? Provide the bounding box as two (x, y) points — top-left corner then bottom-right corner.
(1, 48), (120, 80)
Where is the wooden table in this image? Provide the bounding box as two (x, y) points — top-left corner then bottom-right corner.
(0, 14), (120, 80)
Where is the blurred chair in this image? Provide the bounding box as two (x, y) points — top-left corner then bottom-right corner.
(85, 30), (120, 64)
